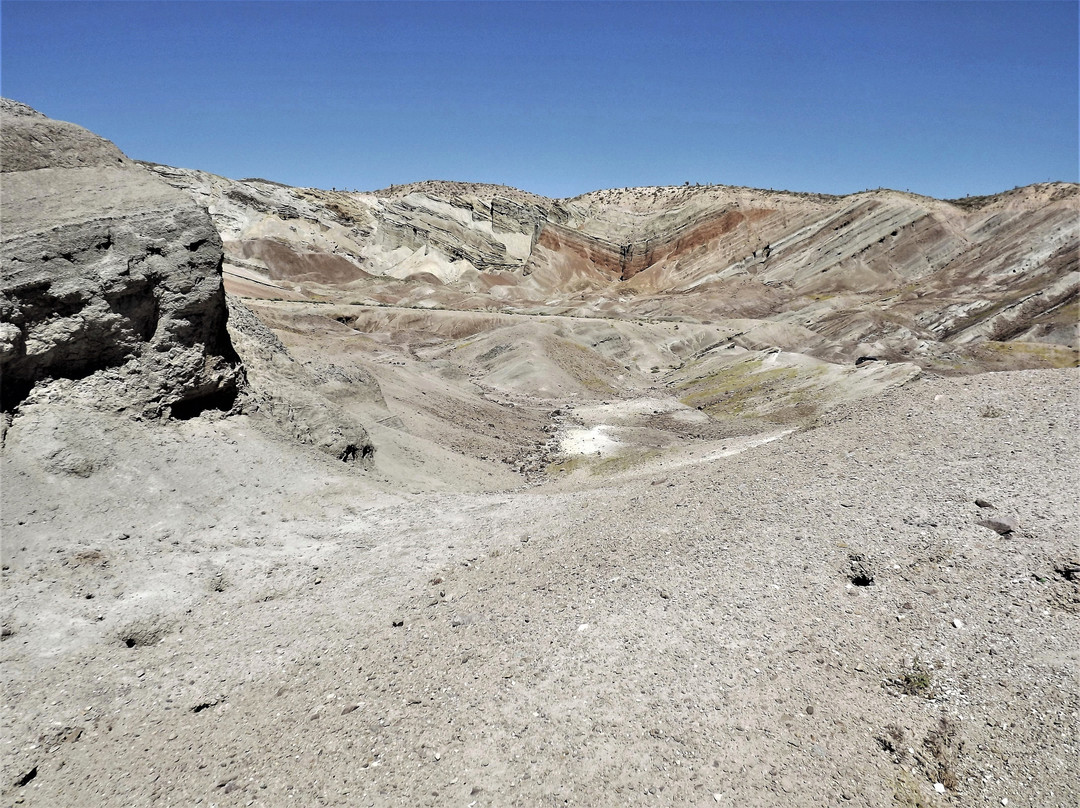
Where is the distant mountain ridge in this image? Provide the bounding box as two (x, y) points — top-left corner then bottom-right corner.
(144, 163), (1077, 374)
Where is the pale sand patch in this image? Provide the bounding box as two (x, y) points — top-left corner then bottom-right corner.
(704, 427), (797, 459)
(558, 424), (619, 456)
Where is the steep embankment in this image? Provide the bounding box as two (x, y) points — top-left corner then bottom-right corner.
(1, 99), (241, 417)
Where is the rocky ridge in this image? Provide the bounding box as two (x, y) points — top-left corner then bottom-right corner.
(146, 167), (1078, 377)
(1, 100), (374, 463)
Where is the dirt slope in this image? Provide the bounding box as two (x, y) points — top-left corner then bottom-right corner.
(3, 369), (1077, 807)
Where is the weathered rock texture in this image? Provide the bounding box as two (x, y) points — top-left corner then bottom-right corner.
(1, 99), (240, 416)
(225, 299), (374, 463)
(147, 169), (1079, 374)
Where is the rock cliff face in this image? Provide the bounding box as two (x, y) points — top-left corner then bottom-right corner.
(1, 99), (241, 416)
(1, 100), (375, 464)
(146, 169), (1078, 373)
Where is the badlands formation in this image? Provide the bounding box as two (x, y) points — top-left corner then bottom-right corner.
(2, 100), (1078, 807)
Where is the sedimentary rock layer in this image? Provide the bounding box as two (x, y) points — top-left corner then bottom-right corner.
(1, 99), (241, 416)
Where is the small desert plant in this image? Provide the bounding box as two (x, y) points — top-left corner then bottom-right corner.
(980, 404), (1005, 418)
(877, 723), (908, 759)
(891, 657), (934, 697)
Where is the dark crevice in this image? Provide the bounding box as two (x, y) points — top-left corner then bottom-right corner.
(1055, 561), (1079, 582)
(169, 385), (239, 420)
(15, 766), (37, 787)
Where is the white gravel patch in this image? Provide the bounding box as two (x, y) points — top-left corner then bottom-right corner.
(704, 427), (796, 459)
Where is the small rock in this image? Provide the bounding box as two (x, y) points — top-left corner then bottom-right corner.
(952, 618), (965, 629)
(848, 552), (874, 586)
(1053, 558), (1079, 582)
(975, 498), (995, 509)
(978, 515), (1020, 535)
(805, 705), (815, 715)
(934, 782), (946, 794)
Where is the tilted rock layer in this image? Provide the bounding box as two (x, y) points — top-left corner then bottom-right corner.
(147, 170), (1079, 373)
(1, 99), (240, 416)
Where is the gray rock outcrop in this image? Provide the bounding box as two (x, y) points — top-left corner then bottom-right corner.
(1, 98), (241, 416)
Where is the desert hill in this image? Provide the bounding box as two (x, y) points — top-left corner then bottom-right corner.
(2, 101), (1078, 807)
(137, 161), (1077, 478)
(146, 165), (1078, 367)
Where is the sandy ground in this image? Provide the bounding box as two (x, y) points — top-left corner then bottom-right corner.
(2, 366), (1077, 807)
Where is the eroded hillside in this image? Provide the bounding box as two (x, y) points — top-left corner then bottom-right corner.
(141, 167), (1077, 480)
(146, 167), (1078, 370)
(4, 101), (1079, 808)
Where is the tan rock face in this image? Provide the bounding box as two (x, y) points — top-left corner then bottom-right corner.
(0, 99), (241, 416)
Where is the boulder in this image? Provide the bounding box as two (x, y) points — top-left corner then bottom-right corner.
(0, 98), (241, 417)
(978, 515), (1021, 536)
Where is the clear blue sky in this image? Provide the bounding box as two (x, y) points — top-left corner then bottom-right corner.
(2, 1), (1077, 198)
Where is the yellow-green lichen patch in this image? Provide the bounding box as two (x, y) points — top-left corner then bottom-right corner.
(546, 448), (662, 478)
(676, 357), (805, 418)
(981, 340), (1079, 369)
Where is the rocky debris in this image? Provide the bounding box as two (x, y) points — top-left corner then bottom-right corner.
(1, 98), (241, 417)
(0, 367), (1076, 806)
(979, 514), (1022, 535)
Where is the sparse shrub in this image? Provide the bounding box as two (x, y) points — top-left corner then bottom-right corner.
(980, 404), (1005, 418)
(877, 723), (908, 759)
(890, 657), (934, 697)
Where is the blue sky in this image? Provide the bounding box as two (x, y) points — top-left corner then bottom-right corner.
(2, 1), (1077, 198)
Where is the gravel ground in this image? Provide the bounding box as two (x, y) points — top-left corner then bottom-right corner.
(2, 368), (1077, 807)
